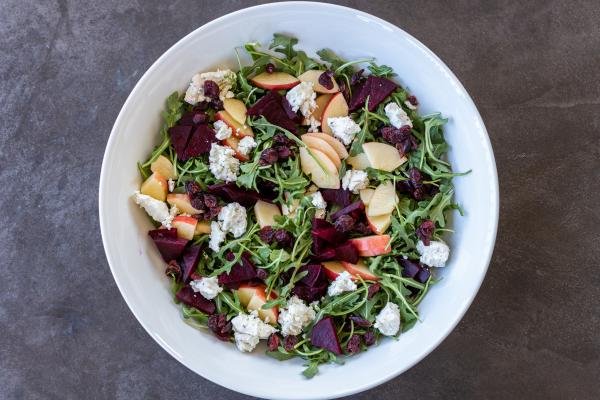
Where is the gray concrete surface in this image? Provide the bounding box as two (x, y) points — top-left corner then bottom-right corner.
(1, 0), (599, 399)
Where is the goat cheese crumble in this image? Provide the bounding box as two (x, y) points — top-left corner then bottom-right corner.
(341, 169), (370, 193)
(184, 69), (236, 105)
(416, 240), (450, 268)
(132, 191), (177, 228)
(285, 81), (316, 117)
(208, 203), (248, 251)
(311, 191), (327, 218)
(213, 120), (232, 140)
(209, 221), (226, 252)
(209, 143), (239, 182)
(237, 136), (257, 156)
(384, 102), (413, 129)
(231, 311), (277, 352)
(190, 276), (223, 300)
(327, 271), (357, 297)
(278, 295), (316, 337)
(374, 302), (400, 336)
(327, 116), (361, 145)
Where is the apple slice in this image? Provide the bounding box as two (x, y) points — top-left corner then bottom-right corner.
(346, 153), (371, 170)
(254, 200), (281, 228)
(215, 110), (253, 138)
(301, 135), (341, 169)
(366, 212), (392, 235)
(298, 70), (339, 94)
(348, 235), (392, 257)
(366, 181), (398, 217)
(299, 147), (340, 189)
(141, 172), (168, 201)
(150, 155), (177, 179)
(222, 135), (249, 161)
(172, 216), (198, 240)
(223, 98), (247, 125)
(321, 92), (349, 135)
(251, 72), (299, 90)
(304, 132), (348, 159)
(166, 193), (202, 215)
(245, 285), (279, 324)
(341, 260), (380, 280)
(362, 142), (407, 172)
(302, 94), (334, 126)
(235, 284), (258, 307)
(359, 188), (375, 205)
(322, 261), (352, 281)
(194, 220), (211, 235)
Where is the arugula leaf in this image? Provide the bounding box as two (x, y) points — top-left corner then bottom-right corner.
(302, 362), (320, 378)
(269, 33), (299, 59)
(368, 62), (396, 78)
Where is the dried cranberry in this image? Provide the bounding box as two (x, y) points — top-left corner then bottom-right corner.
(367, 282), (381, 299)
(318, 70), (334, 90)
(273, 133), (291, 146)
(209, 98), (223, 110)
(203, 194), (218, 208)
(274, 229), (292, 248)
(225, 252), (235, 262)
(353, 222), (373, 235)
(259, 148), (279, 166)
(363, 330), (376, 346)
(349, 315), (371, 327)
(203, 206), (221, 220)
(334, 214), (355, 233)
(185, 181), (202, 196)
(190, 196), (206, 212)
(409, 168), (423, 184)
(259, 226), (276, 244)
(276, 146), (292, 160)
(350, 69), (364, 86)
(346, 334), (362, 354)
(208, 314), (232, 341)
(192, 112), (207, 125)
(265, 63), (276, 73)
(407, 95), (418, 107)
(256, 268), (268, 280)
(165, 260), (181, 279)
(267, 333), (281, 351)
(203, 80), (220, 99)
(416, 220), (435, 245)
(284, 335), (298, 351)
(193, 102), (209, 112)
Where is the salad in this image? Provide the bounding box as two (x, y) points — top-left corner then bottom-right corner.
(133, 34), (465, 377)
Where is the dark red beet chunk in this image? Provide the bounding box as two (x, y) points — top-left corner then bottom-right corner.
(400, 259), (421, 278)
(349, 76), (397, 111)
(416, 266), (431, 283)
(311, 317), (342, 355)
(207, 183), (264, 206)
(292, 264), (328, 302)
(218, 253), (262, 289)
(180, 244), (202, 282)
(148, 228), (188, 262)
(168, 125), (193, 157)
(312, 218), (345, 245)
(321, 189), (351, 208)
(181, 125), (216, 160)
(346, 334), (362, 354)
(247, 91), (298, 133)
(179, 111), (208, 126)
(330, 201), (365, 221)
(176, 286), (216, 314)
(334, 241), (359, 264)
(281, 96), (299, 120)
(333, 215), (355, 233)
(208, 313), (232, 341)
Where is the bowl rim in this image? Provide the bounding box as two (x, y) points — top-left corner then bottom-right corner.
(99, 2), (499, 398)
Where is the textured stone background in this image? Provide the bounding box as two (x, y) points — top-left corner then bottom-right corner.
(1, 0), (599, 399)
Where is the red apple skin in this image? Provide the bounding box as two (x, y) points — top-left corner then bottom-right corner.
(322, 261), (349, 281)
(348, 235), (392, 257)
(215, 110), (254, 138)
(341, 260), (380, 281)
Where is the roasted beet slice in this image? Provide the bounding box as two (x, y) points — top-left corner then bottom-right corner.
(298, 264), (327, 287)
(330, 201), (365, 221)
(349, 76), (397, 111)
(312, 247), (336, 261)
(312, 218), (345, 244)
(292, 264), (329, 302)
(181, 125), (216, 160)
(320, 189), (351, 208)
(179, 110), (208, 126)
(168, 125), (193, 157)
(311, 316), (342, 355)
(148, 228), (188, 262)
(247, 91), (297, 133)
(334, 241), (359, 264)
(218, 253), (260, 289)
(292, 284), (328, 303)
(400, 258), (421, 278)
(416, 267), (431, 284)
(180, 244), (202, 282)
(207, 183), (263, 206)
(281, 96), (300, 121)
(176, 286), (216, 314)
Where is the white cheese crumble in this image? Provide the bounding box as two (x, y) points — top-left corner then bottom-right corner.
(209, 143), (239, 182)
(167, 179), (175, 192)
(311, 191), (327, 210)
(231, 311), (277, 352)
(208, 221), (226, 252)
(237, 136), (257, 156)
(384, 102), (413, 129)
(277, 295), (316, 337)
(218, 202), (247, 238)
(327, 116), (361, 145)
(404, 100), (417, 110)
(308, 116), (321, 133)
(341, 170), (370, 193)
(327, 271), (357, 297)
(190, 276), (223, 300)
(213, 120), (232, 140)
(184, 69), (236, 105)
(132, 191), (176, 228)
(416, 240), (450, 268)
(285, 81), (316, 117)
(374, 302), (401, 336)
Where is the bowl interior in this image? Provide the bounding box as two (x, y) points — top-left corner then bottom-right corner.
(99, 3), (498, 399)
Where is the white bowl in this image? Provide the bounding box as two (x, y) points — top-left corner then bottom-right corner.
(99, 2), (498, 399)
